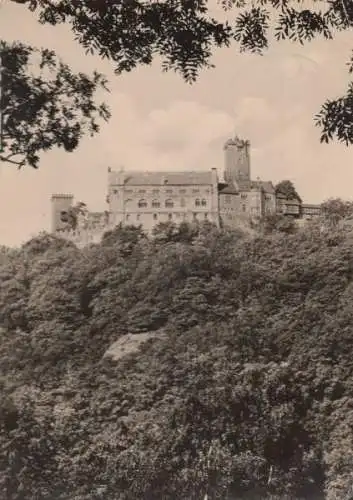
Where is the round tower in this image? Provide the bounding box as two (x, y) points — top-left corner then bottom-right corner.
(51, 194), (74, 233)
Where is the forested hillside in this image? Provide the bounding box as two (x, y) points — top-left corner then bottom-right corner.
(1, 220), (353, 499)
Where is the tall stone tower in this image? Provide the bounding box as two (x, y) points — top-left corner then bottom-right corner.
(51, 194), (74, 232)
(223, 136), (251, 185)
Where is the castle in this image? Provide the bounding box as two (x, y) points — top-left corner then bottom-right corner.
(51, 136), (321, 246)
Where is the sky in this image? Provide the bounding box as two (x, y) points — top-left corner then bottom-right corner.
(0, 0), (353, 246)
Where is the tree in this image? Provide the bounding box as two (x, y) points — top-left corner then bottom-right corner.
(275, 180), (301, 202)
(260, 213), (297, 234)
(13, 0), (353, 145)
(0, 40), (110, 168)
(321, 197), (353, 226)
(60, 202), (88, 231)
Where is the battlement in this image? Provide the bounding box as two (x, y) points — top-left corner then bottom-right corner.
(55, 224), (110, 248)
(51, 193), (74, 200)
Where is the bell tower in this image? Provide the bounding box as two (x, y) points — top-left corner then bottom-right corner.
(223, 136), (251, 185)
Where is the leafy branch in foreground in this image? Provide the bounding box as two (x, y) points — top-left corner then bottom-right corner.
(0, 41), (110, 168)
(13, 0), (353, 145)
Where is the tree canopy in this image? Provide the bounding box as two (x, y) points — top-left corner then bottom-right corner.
(0, 40), (110, 168)
(9, 0), (353, 151)
(275, 180), (301, 201)
(1, 221), (353, 497)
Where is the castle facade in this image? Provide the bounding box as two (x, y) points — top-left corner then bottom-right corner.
(51, 136), (321, 246)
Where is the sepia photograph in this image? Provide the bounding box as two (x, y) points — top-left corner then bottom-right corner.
(0, 0), (353, 498)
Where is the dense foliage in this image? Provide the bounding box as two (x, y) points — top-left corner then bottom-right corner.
(1, 219), (353, 498)
(0, 41), (110, 168)
(11, 0), (353, 145)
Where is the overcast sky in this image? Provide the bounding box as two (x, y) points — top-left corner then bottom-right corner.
(0, 0), (353, 246)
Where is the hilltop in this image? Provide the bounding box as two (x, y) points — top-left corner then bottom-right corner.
(1, 220), (353, 499)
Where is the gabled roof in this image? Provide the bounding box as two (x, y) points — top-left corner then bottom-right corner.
(110, 170), (214, 186)
(259, 181), (276, 194)
(250, 180), (275, 194)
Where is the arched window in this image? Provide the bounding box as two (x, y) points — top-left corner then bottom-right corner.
(152, 199), (160, 208)
(124, 198), (133, 207)
(60, 210), (69, 222)
(195, 198), (201, 207)
(165, 199), (174, 208)
(201, 199), (207, 206)
(138, 199), (147, 208)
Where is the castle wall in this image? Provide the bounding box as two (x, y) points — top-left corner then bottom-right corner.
(107, 168), (219, 233)
(264, 193), (277, 215)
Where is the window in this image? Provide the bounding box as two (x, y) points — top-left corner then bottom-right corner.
(195, 198), (201, 207)
(136, 214), (140, 221)
(204, 213), (208, 219)
(225, 195), (231, 204)
(138, 189), (146, 193)
(165, 199), (174, 208)
(153, 213), (158, 220)
(138, 199), (147, 208)
(180, 189), (186, 194)
(152, 189), (159, 194)
(166, 189), (173, 194)
(113, 189), (118, 194)
(242, 204), (246, 212)
(168, 213), (173, 220)
(192, 189), (200, 194)
(125, 189), (133, 194)
(180, 198), (186, 207)
(126, 214), (130, 221)
(201, 199), (207, 207)
(241, 193), (247, 199)
(152, 199), (160, 208)
(193, 212), (197, 220)
(60, 210), (69, 222)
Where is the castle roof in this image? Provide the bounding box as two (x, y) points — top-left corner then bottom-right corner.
(219, 184), (239, 195)
(224, 136), (250, 149)
(109, 170), (215, 186)
(236, 179), (252, 191)
(250, 180), (275, 194)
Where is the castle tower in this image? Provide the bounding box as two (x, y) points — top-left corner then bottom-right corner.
(223, 136), (251, 185)
(51, 194), (74, 232)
